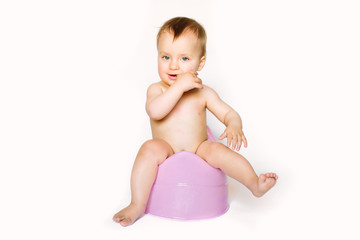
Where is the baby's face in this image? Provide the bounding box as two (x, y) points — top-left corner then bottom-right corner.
(157, 31), (205, 86)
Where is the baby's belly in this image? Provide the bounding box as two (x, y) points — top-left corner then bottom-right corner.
(162, 131), (208, 153)
(151, 121), (208, 153)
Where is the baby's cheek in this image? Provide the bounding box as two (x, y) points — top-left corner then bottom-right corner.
(158, 65), (167, 77)
(158, 64), (165, 73)
(191, 62), (202, 72)
(184, 65), (198, 73)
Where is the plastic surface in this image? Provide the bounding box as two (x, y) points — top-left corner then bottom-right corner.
(145, 128), (229, 220)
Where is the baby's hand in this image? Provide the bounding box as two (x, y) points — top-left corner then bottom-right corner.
(219, 126), (248, 151)
(174, 72), (203, 92)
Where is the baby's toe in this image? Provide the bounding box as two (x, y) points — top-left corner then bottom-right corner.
(265, 172), (277, 179)
(120, 218), (133, 227)
(259, 174), (266, 182)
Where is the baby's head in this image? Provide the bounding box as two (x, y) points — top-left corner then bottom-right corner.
(157, 17), (207, 84)
(157, 17), (207, 58)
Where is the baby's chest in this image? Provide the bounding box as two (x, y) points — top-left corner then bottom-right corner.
(171, 92), (206, 117)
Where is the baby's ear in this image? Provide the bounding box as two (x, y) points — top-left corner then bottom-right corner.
(197, 56), (206, 71)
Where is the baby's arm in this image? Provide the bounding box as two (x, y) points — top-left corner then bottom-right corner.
(204, 86), (248, 151)
(146, 83), (183, 120)
(146, 72), (202, 120)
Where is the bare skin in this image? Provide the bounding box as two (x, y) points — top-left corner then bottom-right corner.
(113, 139), (174, 226)
(113, 30), (278, 226)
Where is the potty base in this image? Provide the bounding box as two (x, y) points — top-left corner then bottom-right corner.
(145, 151), (229, 220)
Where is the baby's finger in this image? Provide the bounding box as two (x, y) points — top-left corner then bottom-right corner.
(236, 135), (241, 151)
(232, 140), (237, 150)
(194, 78), (203, 88)
(242, 134), (248, 148)
(194, 83), (203, 89)
(231, 134), (238, 150)
(227, 133), (233, 148)
(218, 132), (227, 140)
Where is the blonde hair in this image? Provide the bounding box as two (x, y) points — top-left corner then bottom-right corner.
(157, 17), (207, 57)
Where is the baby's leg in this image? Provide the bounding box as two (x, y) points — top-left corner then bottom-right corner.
(113, 139), (174, 226)
(196, 141), (277, 197)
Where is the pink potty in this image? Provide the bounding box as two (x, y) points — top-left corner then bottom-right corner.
(145, 128), (229, 220)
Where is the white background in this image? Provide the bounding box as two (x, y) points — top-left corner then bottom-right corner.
(1, 0), (359, 239)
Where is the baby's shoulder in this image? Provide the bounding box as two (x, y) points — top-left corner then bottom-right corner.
(147, 81), (166, 94)
(147, 81), (162, 89)
(201, 84), (220, 97)
(202, 84), (214, 92)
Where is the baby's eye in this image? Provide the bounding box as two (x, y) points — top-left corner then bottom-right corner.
(181, 57), (189, 61)
(162, 56), (170, 60)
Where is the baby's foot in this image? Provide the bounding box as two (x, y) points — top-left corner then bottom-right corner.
(252, 173), (278, 197)
(113, 203), (145, 227)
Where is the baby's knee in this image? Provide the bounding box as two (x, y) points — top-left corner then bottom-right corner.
(139, 139), (171, 160)
(140, 140), (162, 154)
(201, 141), (224, 167)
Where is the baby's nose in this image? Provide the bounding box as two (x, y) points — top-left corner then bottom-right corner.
(169, 60), (179, 70)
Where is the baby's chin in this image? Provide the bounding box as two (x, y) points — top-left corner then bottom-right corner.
(160, 78), (174, 86)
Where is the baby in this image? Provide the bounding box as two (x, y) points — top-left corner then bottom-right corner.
(113, 17), (278, 226)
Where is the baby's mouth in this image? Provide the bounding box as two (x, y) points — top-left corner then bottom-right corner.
(168, 74), (177, 80)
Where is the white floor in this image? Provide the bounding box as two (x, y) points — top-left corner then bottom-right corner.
(2, 148), (357, 240)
